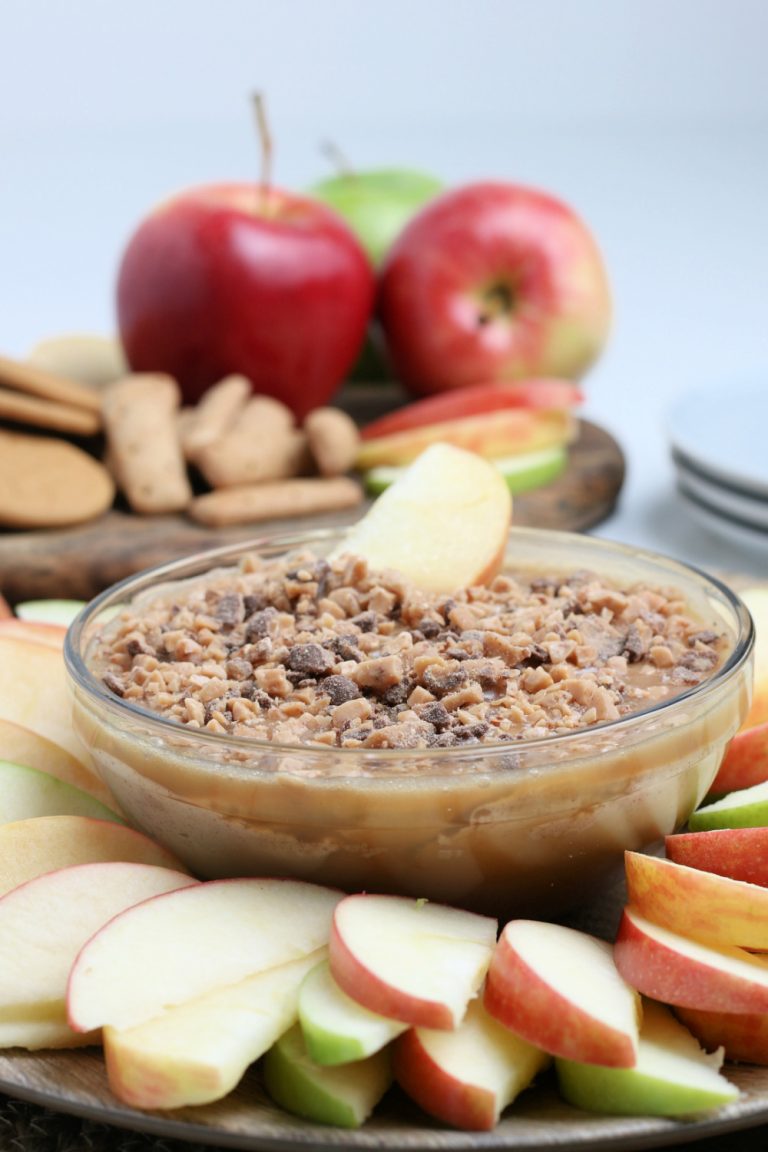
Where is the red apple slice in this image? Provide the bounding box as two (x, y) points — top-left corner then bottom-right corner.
(68, 878), (342, 1034)
(0, 593), (11, 618)
(0, 635), (84, 763)
(104, 951), (323, 1109)
(0, 717), (114, 807)
(355, 407), (576, 470)
(614, 906), (768, 1012)
(0, 815), (189, 898)
(328, 893), (497, 1030)
(0, 861), (195, 1049)
(360, 379), (583, 441)
(674, 1003), (768, 1065)
(332, 443), (512, 593)
(624, 849), (768, 949)
(665, 827), (768, 887)
(708, 721), (768, 797)
(393, 997), (550, 1131)
(483, 919), (640, 1067)
(0, 618), (66, 649)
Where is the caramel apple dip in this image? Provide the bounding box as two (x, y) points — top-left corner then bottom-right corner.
(91, 548), (730, 753)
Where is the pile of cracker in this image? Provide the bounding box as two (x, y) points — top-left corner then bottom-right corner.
(0, 348), (363, 531)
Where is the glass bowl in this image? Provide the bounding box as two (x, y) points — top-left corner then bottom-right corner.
(64, 527), (753, 921)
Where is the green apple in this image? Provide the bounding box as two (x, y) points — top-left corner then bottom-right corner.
(309, 168), (443, 268)
(298, 960), (406, 1066)
(688, 779), (768, 831)
(363, 444), (568, 497)
(14, 599), (86, 627)
(0, 759), (124, 826)
(262, 1021), (392, 1128)
(556, 999), (739, 1116)
(309, 167), (443, 382)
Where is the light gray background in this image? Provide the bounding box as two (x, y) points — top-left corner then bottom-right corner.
(1, 0), (767, 572)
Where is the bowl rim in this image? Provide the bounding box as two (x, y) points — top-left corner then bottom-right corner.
(64, 525), (754, 765)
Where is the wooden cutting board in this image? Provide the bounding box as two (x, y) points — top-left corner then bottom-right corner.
(0, 383), (624, 604)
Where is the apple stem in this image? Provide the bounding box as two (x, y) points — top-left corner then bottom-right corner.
(252, 91), (273, 208)
(321, 139), (355, 178)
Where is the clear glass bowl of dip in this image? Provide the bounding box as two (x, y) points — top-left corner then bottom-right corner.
(64, 527), (753, 920)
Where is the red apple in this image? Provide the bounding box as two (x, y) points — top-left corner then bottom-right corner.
(708, 721), (768, 797)
(378, 182), (611, 397)
(666, 827), (768, 887)
(117, 184), (375, 419)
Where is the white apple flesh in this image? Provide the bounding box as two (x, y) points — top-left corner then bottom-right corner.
(262, 1021), (392, 1129)
(556, 998), (738, 1116)
(298, 960), (407, 1065)
(393, 997), (549, 1131)
(688, 779), (768, 831)
(0, 759), (123, 827)
(68, 878), (342, 1034)
(0, 634), (87, 763)
(0, 717), (116, 809)
(483, 919), (640, 1066)
(0, 861), (195, 1048)
(104, 951), (323, 1109)
(328, 893), (497, 1029)
(330, 443), (512, 594)
(0, 815), (188, 898)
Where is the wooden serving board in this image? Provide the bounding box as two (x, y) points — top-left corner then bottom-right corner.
(0, 382), (624, 605)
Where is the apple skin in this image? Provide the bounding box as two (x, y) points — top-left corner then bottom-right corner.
(674, 1003), (768, 1065)
(614, 906), (768, 1013)
(117, 183), (375, 419)
(378, 182), (611, 397)
(708, 721), (768, 797)
(666, 827), (768, 886)
(624, 849), (768, 950)
(309, 168), (443, 268)
(688, 779), (768, 832)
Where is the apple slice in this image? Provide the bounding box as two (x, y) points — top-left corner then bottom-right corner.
(262, 1020), (392, 1128)
(708, 721), (768, 797)
(0, 618), (66, 649)
(0, 759), (123, 827)
(14, 599), (85, 627)
(614, 906), (768, 1012)
(0, 815), (188, 898)
(104, 951), (322, 1109)
(393, 997), (549, 1131)
(68, 878), (341, 1034)
(359, 379), (583, 441)
(0, 634), (84, 762)
(624, 849), (768, 949)
(328, 893), (497, 1030)
(674, 1003), (768, 1065)
(0, 592), (11, 618)
(665, 827), (768, 886)
(331, 443), (512, 594)
(556, 998), (739, 1117)
(0, 717), (114, 807)
(483, 919), (640, 1067)
(355, 407), (576, 470)
(298, 959), (407, 1066)
(739, 587), (768, 730)
(0, 861), (195, 1048)
(688, 779), (768, 831)
(363, 443), (568, 497)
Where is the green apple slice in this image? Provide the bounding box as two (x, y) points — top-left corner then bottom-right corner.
(14, 599), (86, 627)
(363, 444), (567, 497)
(262, 1021), (392, 1128)
(0, 760), (124, 826)
(556, 999), (739, 1116)
(688, 779), (768, 831)
(298, 960), (406, 1066)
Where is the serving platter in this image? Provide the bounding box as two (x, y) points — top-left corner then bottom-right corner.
(0, 412), (625, 604)
(1, 1039), (768, 1152)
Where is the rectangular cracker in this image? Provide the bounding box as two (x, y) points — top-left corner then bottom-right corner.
(188, 476), (363, 526)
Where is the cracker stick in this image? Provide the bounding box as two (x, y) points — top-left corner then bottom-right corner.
(102, 374), (192, 514)
(0, 353), (103, 412)
(304, 406), (360, 476)
(179, 374), (251, 460)
(0, 385), (101, 436)
(188, 476), (363, 527)
(195, 395), (309, 488)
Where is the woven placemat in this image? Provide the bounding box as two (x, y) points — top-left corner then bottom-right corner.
(0, 1094), (210, 1152)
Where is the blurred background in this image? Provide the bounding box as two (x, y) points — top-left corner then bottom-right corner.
(1, 0), (767, 568)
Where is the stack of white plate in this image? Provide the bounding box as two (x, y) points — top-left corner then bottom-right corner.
(668, 385), (768, 551)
